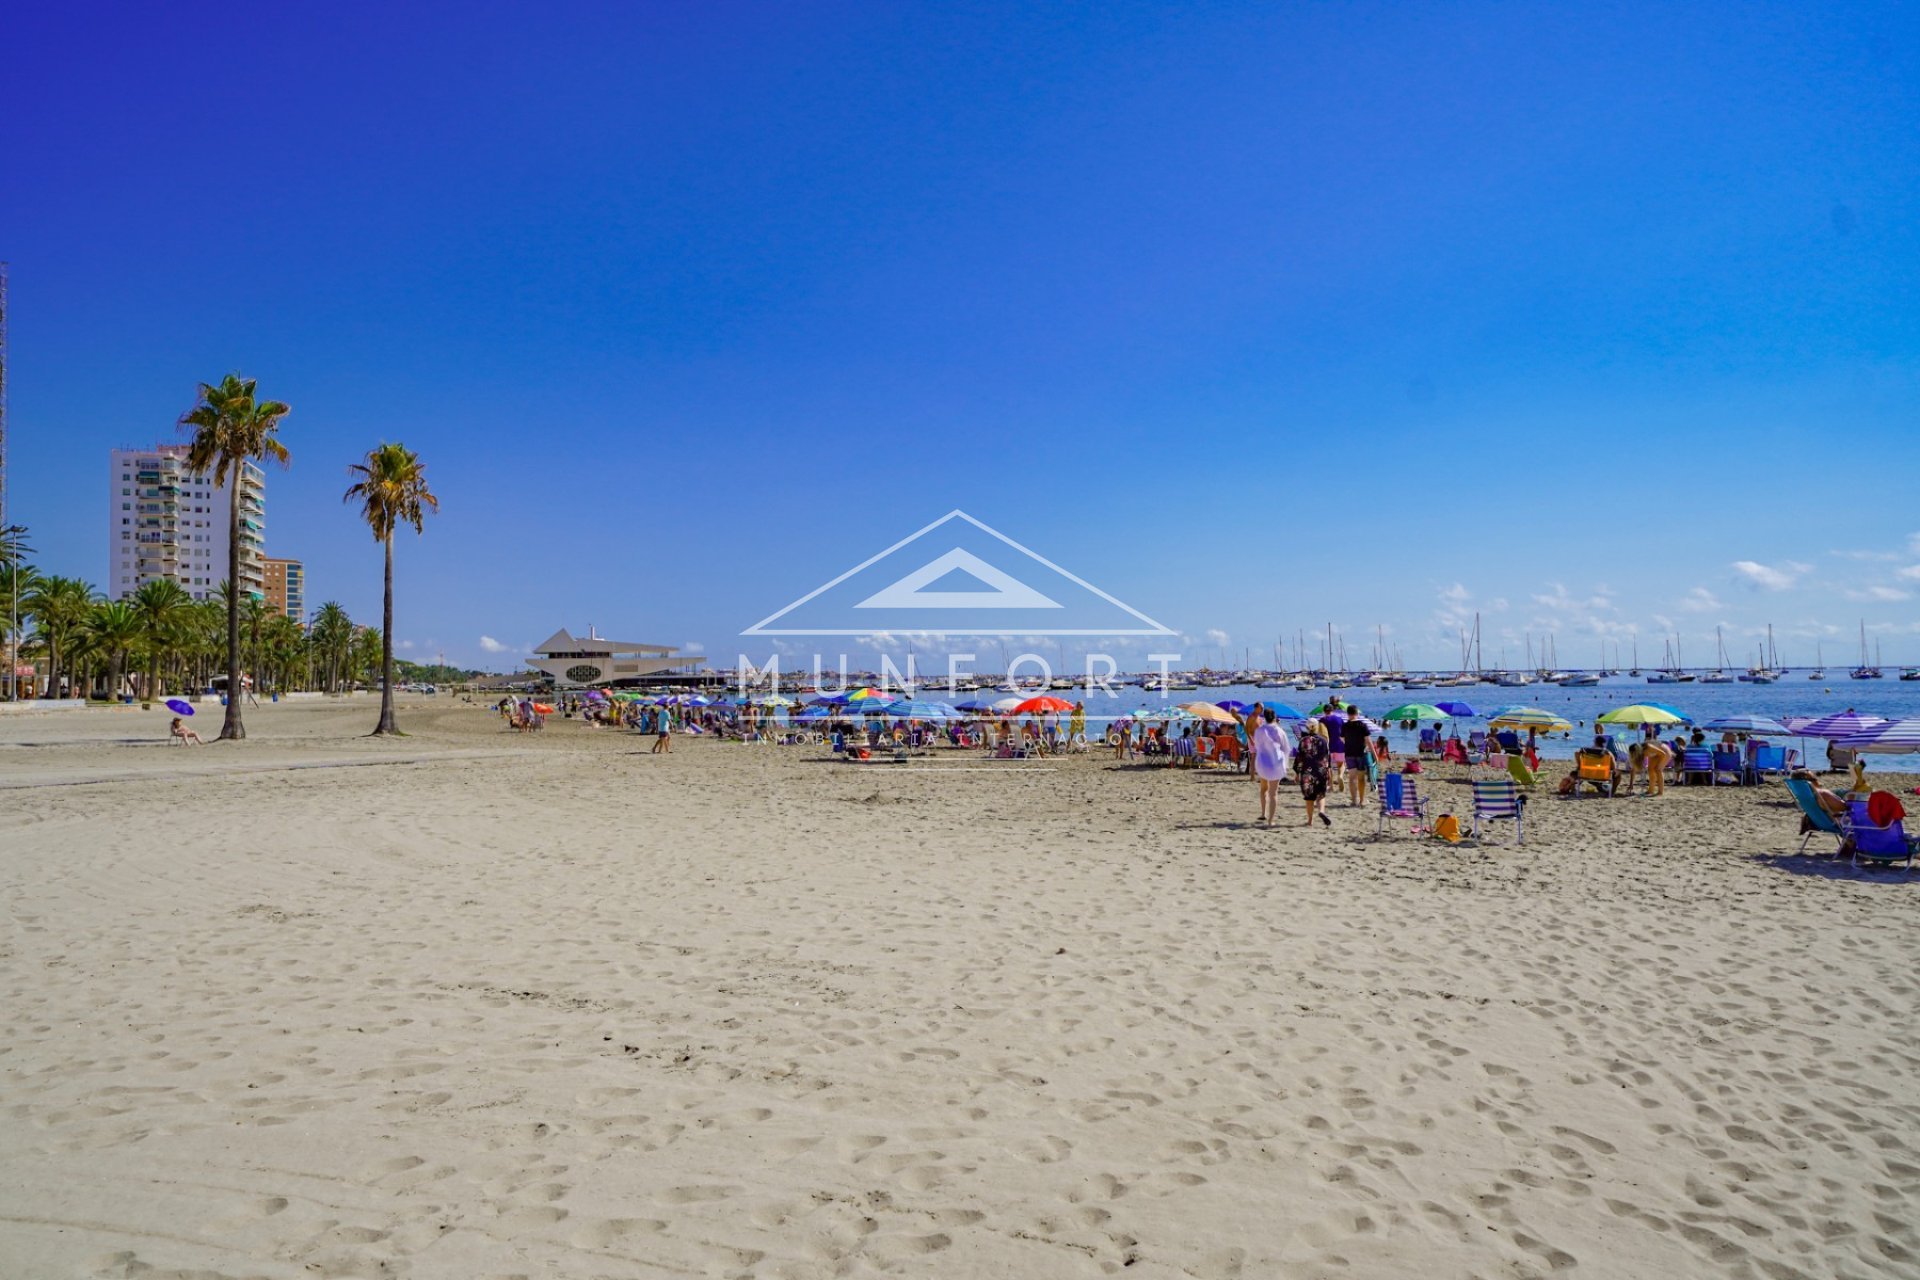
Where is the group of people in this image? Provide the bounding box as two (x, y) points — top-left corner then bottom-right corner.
(1244, 702), (1393, 828)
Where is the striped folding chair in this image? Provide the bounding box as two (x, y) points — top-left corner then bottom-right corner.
(1470, 779), (1524, 844)
(1377, 772), (1430, 835)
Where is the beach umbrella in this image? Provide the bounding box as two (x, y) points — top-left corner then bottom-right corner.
(1639, 702), (1692, 722)
(1131, 705), (1191, 721)
(1703, 714), (1792, 736)
(1596, 704), (1686, 727)
(754, 694), (795, 707)
(1383, 702), (1449, 722)
(955, 699), (998, 713)
(1179, 701), (1239, 724)
(885, 699), (962, 720)
(1488, 706), (1574, 732)
(1832, 718), (1920, 753)
(990, 695), (1026, 713)
(851, 699), (902, 716)
(1255, 701), (1305, 720)
(1796, 710), (1889, 739)
(1011, 695), (1074, 715)
(1215, 699), (1251, 714)
(1436, 700), (1478, 717)
(165, 698), (194, 716)
(795, 704), (832, 719)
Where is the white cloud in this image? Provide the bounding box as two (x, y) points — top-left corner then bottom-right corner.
(1680, 587), (1722, 612)
(1203, 628), (1230, 647)
(1846, 586), (1912, 603)
(682, 640), (706, 654)
(1730, 560), (1811, 591)
(1898, 565), (1920, 583)
(478, 635), (509, 654)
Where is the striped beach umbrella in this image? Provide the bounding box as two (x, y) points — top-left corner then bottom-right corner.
(1795, 710), (1890, 739)
(1597, 704), (1687, 727)
(1488, 706), (1574, 732)
(1833, 718), (1920, 753)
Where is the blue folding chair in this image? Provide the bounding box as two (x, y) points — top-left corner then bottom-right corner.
(1843, 799), (1919, 872)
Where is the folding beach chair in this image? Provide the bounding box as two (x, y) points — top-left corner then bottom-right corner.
(1843, 799), (1919, 872)
(1418, 728), (1440, 755)
(1470, 779), (1524, 844)
(1569, 749), (1615, 797)
(1377, 772), (1430, 835)
(1441, 737), (1470, 765)
(1784, 777), (1845, 854)
(1711, 749), (1745, 787)
(1468, 731), (1487, 756)
(1505, 755), (1539, 788)
(1680, 748), (1714, 786)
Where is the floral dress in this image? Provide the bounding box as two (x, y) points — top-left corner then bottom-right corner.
(1295, 731), (1331, 802)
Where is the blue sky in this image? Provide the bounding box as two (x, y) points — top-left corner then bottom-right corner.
(4, 2), (1917, 670)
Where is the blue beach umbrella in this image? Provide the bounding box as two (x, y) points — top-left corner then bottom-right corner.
(1703, 714), (1791, 735)
(165, 698), (194, 716)
(1255, 701), (1305, 720)
(1216, 700), (1251, 714)
(1435, 700), (1477, 717)
(885, 700), (962, 720)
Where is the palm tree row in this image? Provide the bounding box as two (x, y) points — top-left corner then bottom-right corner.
(1, 575), (394, 703)
(3, 372), (438, 735)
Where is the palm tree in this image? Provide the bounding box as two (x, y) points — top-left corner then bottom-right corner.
(309, 601), (353, 694)
(179, 375), (292, 739)
(1, 557), (37, 700)
(130, 578), (192, 702)
(23, 575), (96, 700)
(83, 601), (144, 703)
(344, 444), (439, 735)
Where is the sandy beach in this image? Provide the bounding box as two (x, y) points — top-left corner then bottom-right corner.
(3, 697), (1918, 1279)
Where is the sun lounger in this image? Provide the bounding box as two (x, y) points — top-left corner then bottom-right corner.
(1784, 777), (1845, 854)
(1843, 799), (1919, 872)
(1470, 779), (1524, 844)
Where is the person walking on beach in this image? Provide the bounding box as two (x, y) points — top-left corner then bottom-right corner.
(1251, 708), (1292, 825)
(1297, 720), (1333, 827)
(1321, 703), (1347, 788)
(651, 704), (674, 754)
(1342, 709), (1372, 806)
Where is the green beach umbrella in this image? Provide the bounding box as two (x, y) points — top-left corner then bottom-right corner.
(1383, 702), (1449, 721)
(1596, 704), (1686, 727)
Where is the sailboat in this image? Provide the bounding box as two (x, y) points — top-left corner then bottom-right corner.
(1809, 641), (1826, 681)
(1850, 621), (1883, 679)
(1700, 626), (1735, 683)
(1646, 637), (1694, 683)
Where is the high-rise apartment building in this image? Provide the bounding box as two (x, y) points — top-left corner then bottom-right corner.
(109, 445), (266, 602)
(262, 556), (305, 623)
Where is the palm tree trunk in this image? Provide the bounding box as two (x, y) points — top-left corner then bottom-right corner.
(375, 535), (397, 734)
(221, 486), (245, 739)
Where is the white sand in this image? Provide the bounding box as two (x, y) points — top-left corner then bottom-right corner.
(3, 698), (1917, 1279)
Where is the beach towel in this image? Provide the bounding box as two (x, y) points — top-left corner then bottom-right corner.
(1868, 790), (1908, 827)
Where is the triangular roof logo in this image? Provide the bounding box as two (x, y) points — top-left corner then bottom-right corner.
(743, 510), (1172, 636)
